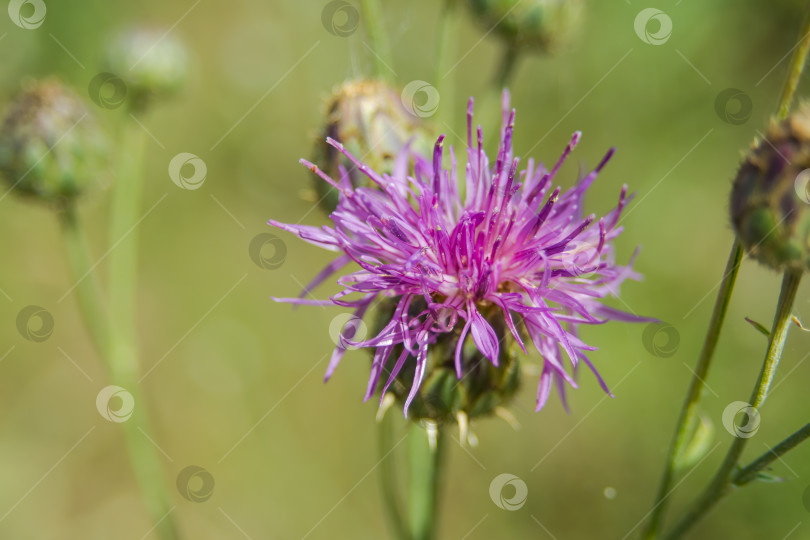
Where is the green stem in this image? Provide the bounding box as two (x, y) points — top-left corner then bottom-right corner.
(777, 11), (810, 121)
(109, 120), (147, 352)
(360, 0), (394, 80)
(60, 205), (179, 539)
(641, 241), (743, 539)
(59, 205), (110, 357)
(378, 413), (410, 540)
(733, 422), (810, 487)
(481, 44), (521, 150)
(408, 423), (445, 540)
(435, 0), (459, 133)
(665, 270), (803, 540)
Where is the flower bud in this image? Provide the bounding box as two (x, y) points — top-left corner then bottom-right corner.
(104, 28), (189, 112)
(311, 79), (433, 212)
(373, 297), (521, 423)
(0, 79), (106, 202)
(730, 104), (810, 272)
(466, 0), (584, 52)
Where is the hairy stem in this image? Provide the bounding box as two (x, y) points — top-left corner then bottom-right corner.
(360, 0), (394, 80)
(408, 423), (445, 540)
(378, 412), (409, 540)
(734, 422), (810, 487)
(641, 241), (743, 539)
(665, 270), (802, 540)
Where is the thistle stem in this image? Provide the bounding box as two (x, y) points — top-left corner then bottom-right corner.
(641, 241), (743, 539)
(435, 0), (459, 132)
(378, 413), (409, 540)
(665, 270), (802, 540)
(777, 10), (810, 121)
(59, 205), (180, 540)
(108, 120), (147, 355)
(360, 0), (394, 80)
(408, 423), (445, 540)
(733, 422), (810, 487)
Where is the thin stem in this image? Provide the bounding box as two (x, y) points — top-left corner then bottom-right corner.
(378, 413), (409, 540)
(481, 43), (522, 151)
(59, 205), (179, 540)
(108, 121), (148, 354)
(434, 0), (459, 132)
(734, 422), (810, 487)
(665, 270), (803, 540)
(360, 0), (394, 80)
(777, 11), (810, 121)
(641, 241), (743, 539)
(408, 423), (445, 540)
(59, 205), (110, 356)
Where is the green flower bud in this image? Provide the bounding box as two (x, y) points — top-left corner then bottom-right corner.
(103, 28), (189, 112)
(311, 79), (434, 213)
(373, 297), (522, 424)
(730, 104), (810, 272)
(0, 79), (107, 203)
(466, 0), (584, 52)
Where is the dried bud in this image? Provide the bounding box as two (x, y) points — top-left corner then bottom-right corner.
(0, 80), (106, 203)
(730, 104), (810, 272)
(373, 297), (521, 423)
(104, 28), (189, 112)
(311, 79), (433, 212)
(466, 0), (584, 52)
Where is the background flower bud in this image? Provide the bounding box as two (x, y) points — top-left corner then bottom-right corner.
(730, 104), (810, 272)
(104, 28), (190, 112)
(311, 79), (433, 212)
(0, 79), (107, 203)
(466, 0), (584, 52)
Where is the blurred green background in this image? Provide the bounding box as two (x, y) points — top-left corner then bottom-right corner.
(2, 0), (810, 538)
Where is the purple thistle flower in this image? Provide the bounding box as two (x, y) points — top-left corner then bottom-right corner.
(271, 91), (649, 415)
